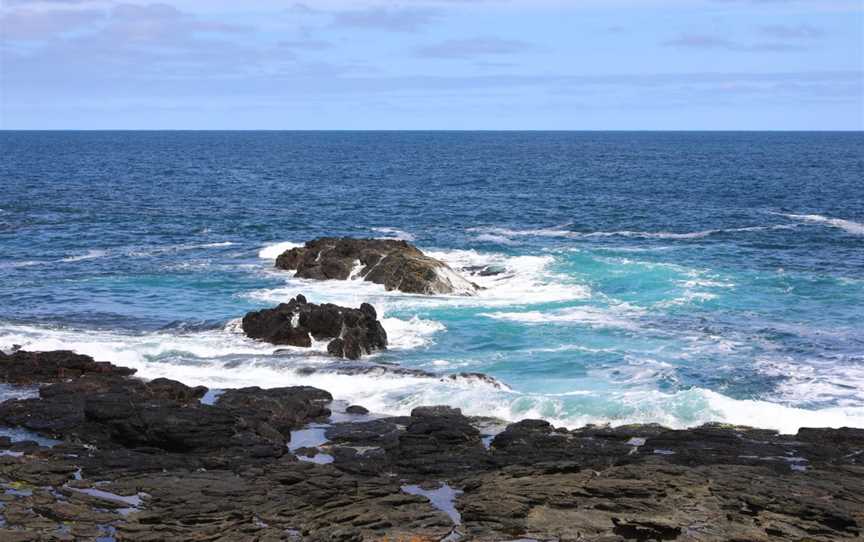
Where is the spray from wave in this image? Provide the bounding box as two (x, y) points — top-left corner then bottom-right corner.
(258, 241), (303, 260)
(777, 213), (864, 236)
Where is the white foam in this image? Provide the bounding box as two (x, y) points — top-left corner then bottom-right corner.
(0, 260), (43, 269)
(434, 265), (479, 296)
(524, 344), (618, 354)
(467, 225), (576, 238)
(654, 291), (718, 308)
(779, 213), (864, 236)
(425, 249), (592, 306)
(370, 227), (415, 241)
(198, 242), (235, 248)
(468, 224), (796, 241)
(757, 357), (864, 408)
(483, 305), (641, 330)
(347, 259), (363, 280)
(127, 241), (235, 258)
(472, 233), (519, 245)
(0, 322), (296, 367)
(61, 249), (109, 263)
(381, 316), (445, 350)
(258, 241), (303, 260)
(4, 321), (863, 433)
(678, 278), (734, 289)
(701, 389), (864, 434)
(252, 248), (591, 310)
(477, 388), (864, 434)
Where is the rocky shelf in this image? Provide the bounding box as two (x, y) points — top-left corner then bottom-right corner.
(0, 350), (863, 541)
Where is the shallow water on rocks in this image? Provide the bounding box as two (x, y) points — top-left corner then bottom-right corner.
(401, 483), (463, 525)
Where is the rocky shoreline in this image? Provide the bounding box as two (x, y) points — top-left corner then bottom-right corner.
(0, 350), (862, 541)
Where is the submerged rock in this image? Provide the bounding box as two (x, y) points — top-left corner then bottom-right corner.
(242, 295), (387, 359)
(274, 237), (479, 295)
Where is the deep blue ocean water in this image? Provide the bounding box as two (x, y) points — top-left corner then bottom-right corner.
(1, 131), (863, 432)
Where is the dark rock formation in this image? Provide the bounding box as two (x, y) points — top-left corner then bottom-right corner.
(345, 404), (369, 415)
(1, 351), (863, 541)
(0, 353), (329, 461)
(216, 386), (332, 438)
(274, 237), (479, 295)
(464, 264), (507, 277)
(242, 294), (387, 359)
(0, 349), (135, 384)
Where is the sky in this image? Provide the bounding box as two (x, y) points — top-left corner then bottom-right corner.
(0, 0), (862, 130)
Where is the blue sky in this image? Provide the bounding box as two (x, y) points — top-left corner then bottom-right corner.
(1, 0), (862, 129)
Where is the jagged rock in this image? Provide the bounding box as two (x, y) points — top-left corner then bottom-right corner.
(0, 350), (135, 384)
(216, 386), (332, 438)
(441, 371), (509, 390)
(241, 295), (387, 360)
(0, 359), (329, 457)
(1, 352), (864, 541)
(464, 264), (507, 277)
(274, 237), (479, 295)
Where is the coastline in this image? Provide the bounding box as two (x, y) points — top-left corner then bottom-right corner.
(1, 350), (862, 541)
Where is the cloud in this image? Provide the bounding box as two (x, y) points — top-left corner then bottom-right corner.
(0, 6), (103, 40)
(1, 2), (252, 43)
(759, 24), (825, 39)
(1, 2), (267, 84)
(278, 39), (333, 51)
(662, 33), (808, 52)
(330, 6), (442, 32)
(663, 34), (737, 49)
(415, 36), (535, 58)
(106, 3), (252, 40)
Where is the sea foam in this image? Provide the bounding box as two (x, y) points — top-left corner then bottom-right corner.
(779, 213), (864, 236)
(468, 224), (796, 241)
(258, 241), (303, 260)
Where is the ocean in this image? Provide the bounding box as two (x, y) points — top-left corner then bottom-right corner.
(1, 131), (862, 433)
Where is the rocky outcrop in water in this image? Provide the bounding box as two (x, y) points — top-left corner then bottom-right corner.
(1, 350), (863, 541)
(274, 237), (479, 295)
(242, 294), (387, 359)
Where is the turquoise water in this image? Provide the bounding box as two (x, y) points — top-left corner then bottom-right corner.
(2, 131), (863, 432)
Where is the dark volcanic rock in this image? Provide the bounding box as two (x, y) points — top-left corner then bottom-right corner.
(326, 405), (493, 479)
(345, 404), (369, 415)
(243, 295), (387, 359)
(0, 349), (135, 384)
(0, 375), (249, 454)
(0, 355), (331, 460)
(242, 295), (387, 359)
(274, 237), (479, 295)
(216, 386), (332, 438)
(2, 352), (864, 541)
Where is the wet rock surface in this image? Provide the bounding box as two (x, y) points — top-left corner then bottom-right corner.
(242, 294), (388, 359)
(1, 351), (864, 541)
(274, 237), (479, 295)
(0, 349), (136, 384)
